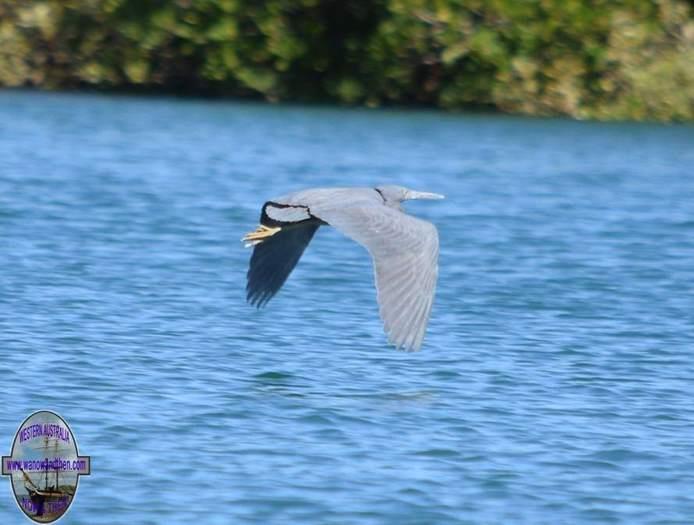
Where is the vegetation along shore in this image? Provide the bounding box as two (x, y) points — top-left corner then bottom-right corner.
(1, 1), (692, 121)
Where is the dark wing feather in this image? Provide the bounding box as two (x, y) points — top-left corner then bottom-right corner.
(246, 224), (320, 307)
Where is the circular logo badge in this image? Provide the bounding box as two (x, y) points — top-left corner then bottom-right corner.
(2, 411), (90, 523)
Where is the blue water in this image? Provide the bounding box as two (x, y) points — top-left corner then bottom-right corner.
(1, 90), (694, 524)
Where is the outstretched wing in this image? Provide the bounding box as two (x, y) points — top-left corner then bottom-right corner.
(311, 203), (439, 351)
(246, 223), (320, 307)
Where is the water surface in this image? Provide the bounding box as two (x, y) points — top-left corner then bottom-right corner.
(1, 91), (694, 524)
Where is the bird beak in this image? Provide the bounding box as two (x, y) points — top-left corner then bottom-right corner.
(407, 190), (445, 200)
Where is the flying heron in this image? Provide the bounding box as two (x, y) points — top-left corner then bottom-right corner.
(242, 185), (444, 351)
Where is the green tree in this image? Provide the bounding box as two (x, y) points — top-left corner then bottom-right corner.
(0, 0), (692, 121)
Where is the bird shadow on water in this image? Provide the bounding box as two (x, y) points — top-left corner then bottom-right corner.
(248, 374), (439, 419)
(245, 345), (440, 412)
(248, 370), (312, 398)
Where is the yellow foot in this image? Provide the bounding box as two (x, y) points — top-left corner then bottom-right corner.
(242, 225), (281, 247)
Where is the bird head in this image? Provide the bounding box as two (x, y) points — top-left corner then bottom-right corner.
(376, 185), (445, 208)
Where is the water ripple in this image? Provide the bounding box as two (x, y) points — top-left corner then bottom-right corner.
(1, 91), (693, 524)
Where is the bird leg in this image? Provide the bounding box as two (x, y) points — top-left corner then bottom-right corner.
(242, 224), (281, 247)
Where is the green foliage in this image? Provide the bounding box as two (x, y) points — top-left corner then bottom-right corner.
(0, 0), (692, 120)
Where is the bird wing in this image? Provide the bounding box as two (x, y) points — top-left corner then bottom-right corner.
(246, 223), (320, 307)
(311, 203), (439, 351)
